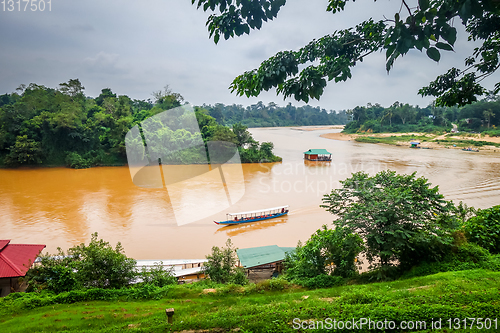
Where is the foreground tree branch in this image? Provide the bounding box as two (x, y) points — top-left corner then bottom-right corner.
(191, 0), (500, 107)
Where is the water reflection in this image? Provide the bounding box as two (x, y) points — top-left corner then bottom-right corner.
(215, 216), (288, 237)
(303, 160), (332, 167)
(1, 127), (500, 259)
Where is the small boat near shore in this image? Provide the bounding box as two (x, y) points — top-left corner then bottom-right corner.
(462, 147), (479, 152)
(409, 141), (420, 148)
(214, 205), (289, 225)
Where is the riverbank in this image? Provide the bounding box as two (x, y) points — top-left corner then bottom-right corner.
(290, 125), (345, 131)
(1, 269), (499, 332)
(321, 132), (500, 151)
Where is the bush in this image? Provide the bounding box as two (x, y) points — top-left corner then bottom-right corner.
(359, 119), (381, 133)
(65, 151), (91, 169)
(284, 226), (363, 280)
(25, 232), (137, 293)
(0, 285), (178, 312)
(401, 242), (498, 279)
(482, 129), (500, 137)
(267, 276), (289, 291)
(295, 274), (344, 289)
(464, 205), (500, 254)
(203, 239), (248, 285)
(138, 261), (177, 287)
(252, 276), (290, 292)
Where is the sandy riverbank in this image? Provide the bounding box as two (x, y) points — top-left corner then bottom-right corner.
(290, 125), (345, 131)
(320, 132), (500, 151)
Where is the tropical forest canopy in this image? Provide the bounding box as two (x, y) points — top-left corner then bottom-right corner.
(192, 0), (500, 107)
(343, 96), (500, 133)
(0, 80), (346, 168)
(202, 101), (349, 127)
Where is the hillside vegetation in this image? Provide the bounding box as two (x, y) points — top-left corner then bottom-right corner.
(1, 269), (499, 332)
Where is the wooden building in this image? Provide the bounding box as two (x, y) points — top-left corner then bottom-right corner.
(236, 245), (295, 280)
(303, 149), (332, 161)
(0, 240), (45, 297)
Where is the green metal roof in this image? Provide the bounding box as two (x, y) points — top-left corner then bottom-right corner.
(303, 149), (332, 155)
(236, 245), (295, 268)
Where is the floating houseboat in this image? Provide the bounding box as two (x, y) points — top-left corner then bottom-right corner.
(214, 205), (289, 226)
(303, 149), (332, 161)
(410, 142), (420, 148)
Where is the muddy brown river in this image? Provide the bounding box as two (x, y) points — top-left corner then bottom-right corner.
(1, 127), (499, 259)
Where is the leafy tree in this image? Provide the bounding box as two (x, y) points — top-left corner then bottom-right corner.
(58, 79), (85, 103)
(67, 232), (137, 289)
(203, 239), (247, 285)
(232, 122), (256, 148)
(484, 109), (495, 128)
(4, 135), (43, 165)
(138, 261), (177, 287)
(191, 0), (500, 106)
(95, 88), (117, 106)
(464, 204), (500, 254)
(25, 248), (79, 293)
(25, 233), (137, 292)
(320, 170), (456, 276)
(284, 225), (363, 280)
(152, 85), (184, 110)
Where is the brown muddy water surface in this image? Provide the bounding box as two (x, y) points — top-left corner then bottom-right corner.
(1, 127), (499, 259)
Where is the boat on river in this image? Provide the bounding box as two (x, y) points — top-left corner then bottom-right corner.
(214, 205), (289, 225)
(409, 141), (420, 148)
(462, 147), (479, 152)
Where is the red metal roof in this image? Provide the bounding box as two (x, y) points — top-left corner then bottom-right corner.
(0, 240), (46, 278)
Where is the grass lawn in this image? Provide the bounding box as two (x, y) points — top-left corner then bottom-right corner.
(1, 269), (500, 332)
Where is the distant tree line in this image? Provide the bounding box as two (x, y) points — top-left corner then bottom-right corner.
(202, 101), (350, 127)
(0, 80), (289, 168)
(344, 96), (500, 134)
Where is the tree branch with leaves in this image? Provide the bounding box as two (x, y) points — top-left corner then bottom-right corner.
(191, 0), (500, 106)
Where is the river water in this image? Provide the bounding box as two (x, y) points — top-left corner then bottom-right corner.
(1, 127), (499, 259)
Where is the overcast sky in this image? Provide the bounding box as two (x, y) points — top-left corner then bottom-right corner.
(0, 0), (497, 111)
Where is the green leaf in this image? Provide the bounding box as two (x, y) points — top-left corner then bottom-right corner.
(435, 42), (454, 51)
(442, 26), (457, 45)
(426, 47), (440, 62)
(418, 0), (429, 11)
(386, 44), (396, 58)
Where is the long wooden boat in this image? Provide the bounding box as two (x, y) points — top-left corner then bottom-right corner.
(214, 205), (289, 225)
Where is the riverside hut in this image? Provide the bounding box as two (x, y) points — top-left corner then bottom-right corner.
(0, 240), (45, 297)
(303, 149), (332, 161)
(410, 142), (420, 148)
(236, 245), (295, 280)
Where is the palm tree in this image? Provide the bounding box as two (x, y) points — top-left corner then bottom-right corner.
(381, 108), (394, 127)
(483, 109), (495, 128)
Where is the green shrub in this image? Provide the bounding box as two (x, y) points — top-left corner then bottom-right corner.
(230, 267), (249, 286)
(65, 151), (91, 169)
(482, 129), (500, 137)
(454, 242), (491, 262)
(138, 261), (177, 287)
(268, 276), (289, 291)
(203, 239), (248, 285)
(401, 243), (498, 279)
(25, 232), (137, 292)
(0, 285), (178, 312)
(464, 205), (500, 254)
(295, 274), (344, 289)
(284, 226), (363, 281)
